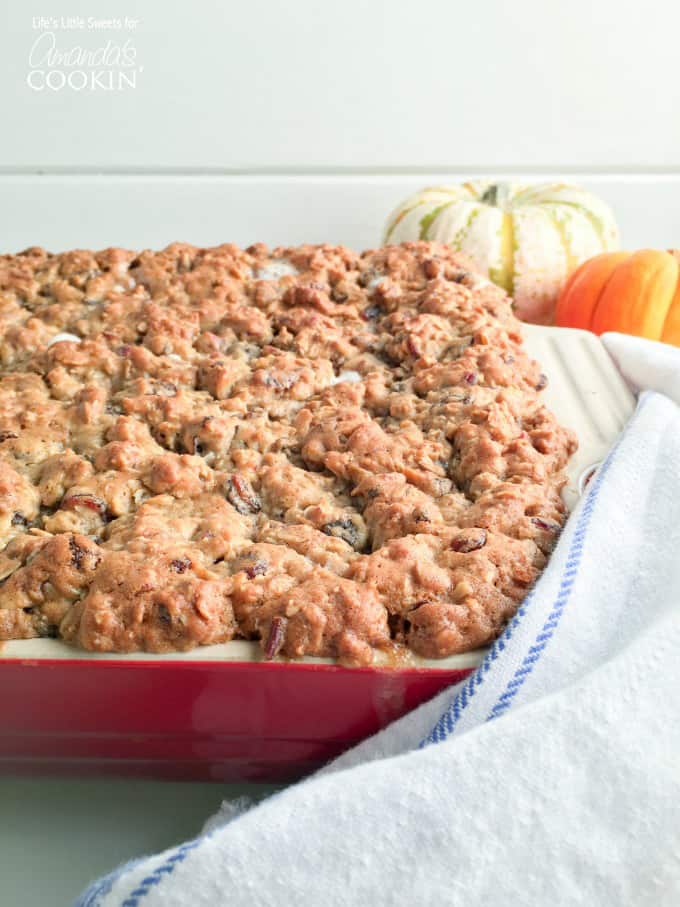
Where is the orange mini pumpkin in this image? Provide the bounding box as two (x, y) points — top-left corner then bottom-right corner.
(555, 249), (680, 346)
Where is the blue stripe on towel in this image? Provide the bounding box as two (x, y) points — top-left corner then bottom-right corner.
(418, 591), (536, 747)
(73, 858), (146, 907)
(118, 840), (201, 907)
(419, 489), (599, 746)
(484, 465), (608, 722)
(420, 396), (646, 748)
(75, 840), (203, 907)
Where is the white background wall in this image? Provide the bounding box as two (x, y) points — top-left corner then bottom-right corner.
(0, 172), (679, 254)
(1, 0), (679, 252)
(2, 0), (680, 171)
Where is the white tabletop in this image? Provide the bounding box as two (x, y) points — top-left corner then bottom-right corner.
(0, 776), (282, 906)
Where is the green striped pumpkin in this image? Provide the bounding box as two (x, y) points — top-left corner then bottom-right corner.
(384, 181), (619, 324)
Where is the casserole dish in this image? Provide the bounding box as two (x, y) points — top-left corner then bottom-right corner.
(0, 325), (635, 781)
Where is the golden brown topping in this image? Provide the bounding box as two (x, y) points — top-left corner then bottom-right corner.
(0, 241), (575, 663)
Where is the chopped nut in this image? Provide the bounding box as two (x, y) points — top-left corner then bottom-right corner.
(264, 616), (287, 659)
(531, 517), (561, 532)
(61, 494), (107, 517)
(451, 530), (487, 553)
(226, 476), (261, 515)
(452, 580), (474, 599)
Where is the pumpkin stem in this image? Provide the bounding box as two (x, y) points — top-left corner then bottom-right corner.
(480, 182), (510, 208)
(481, 184), (499, 205)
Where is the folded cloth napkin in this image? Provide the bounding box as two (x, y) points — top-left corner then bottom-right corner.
(78, 333), (680, 907)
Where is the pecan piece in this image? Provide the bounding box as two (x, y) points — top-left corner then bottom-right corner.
(531, 517), (561, 532)
(61, 494), (108, 517)
(451, 530), (487, 553)
(226, 476), (261, 515)
(264, 616), (287, 660)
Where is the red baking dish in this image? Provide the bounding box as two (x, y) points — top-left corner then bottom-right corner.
(0, 652), (476, 782)
(0, 327), (635, 781)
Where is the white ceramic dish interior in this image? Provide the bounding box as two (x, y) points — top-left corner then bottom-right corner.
(0, 325), (635, 670)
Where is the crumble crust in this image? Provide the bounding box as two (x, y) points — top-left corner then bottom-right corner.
(0, 241), (576, 664)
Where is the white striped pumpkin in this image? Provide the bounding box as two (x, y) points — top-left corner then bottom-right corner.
(384, 181), (619, 324)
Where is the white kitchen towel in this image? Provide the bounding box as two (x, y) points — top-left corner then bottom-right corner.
(77, 333), (680, 907)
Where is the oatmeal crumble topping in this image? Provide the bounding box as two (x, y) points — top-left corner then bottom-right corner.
(0, 241), (576, 664)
